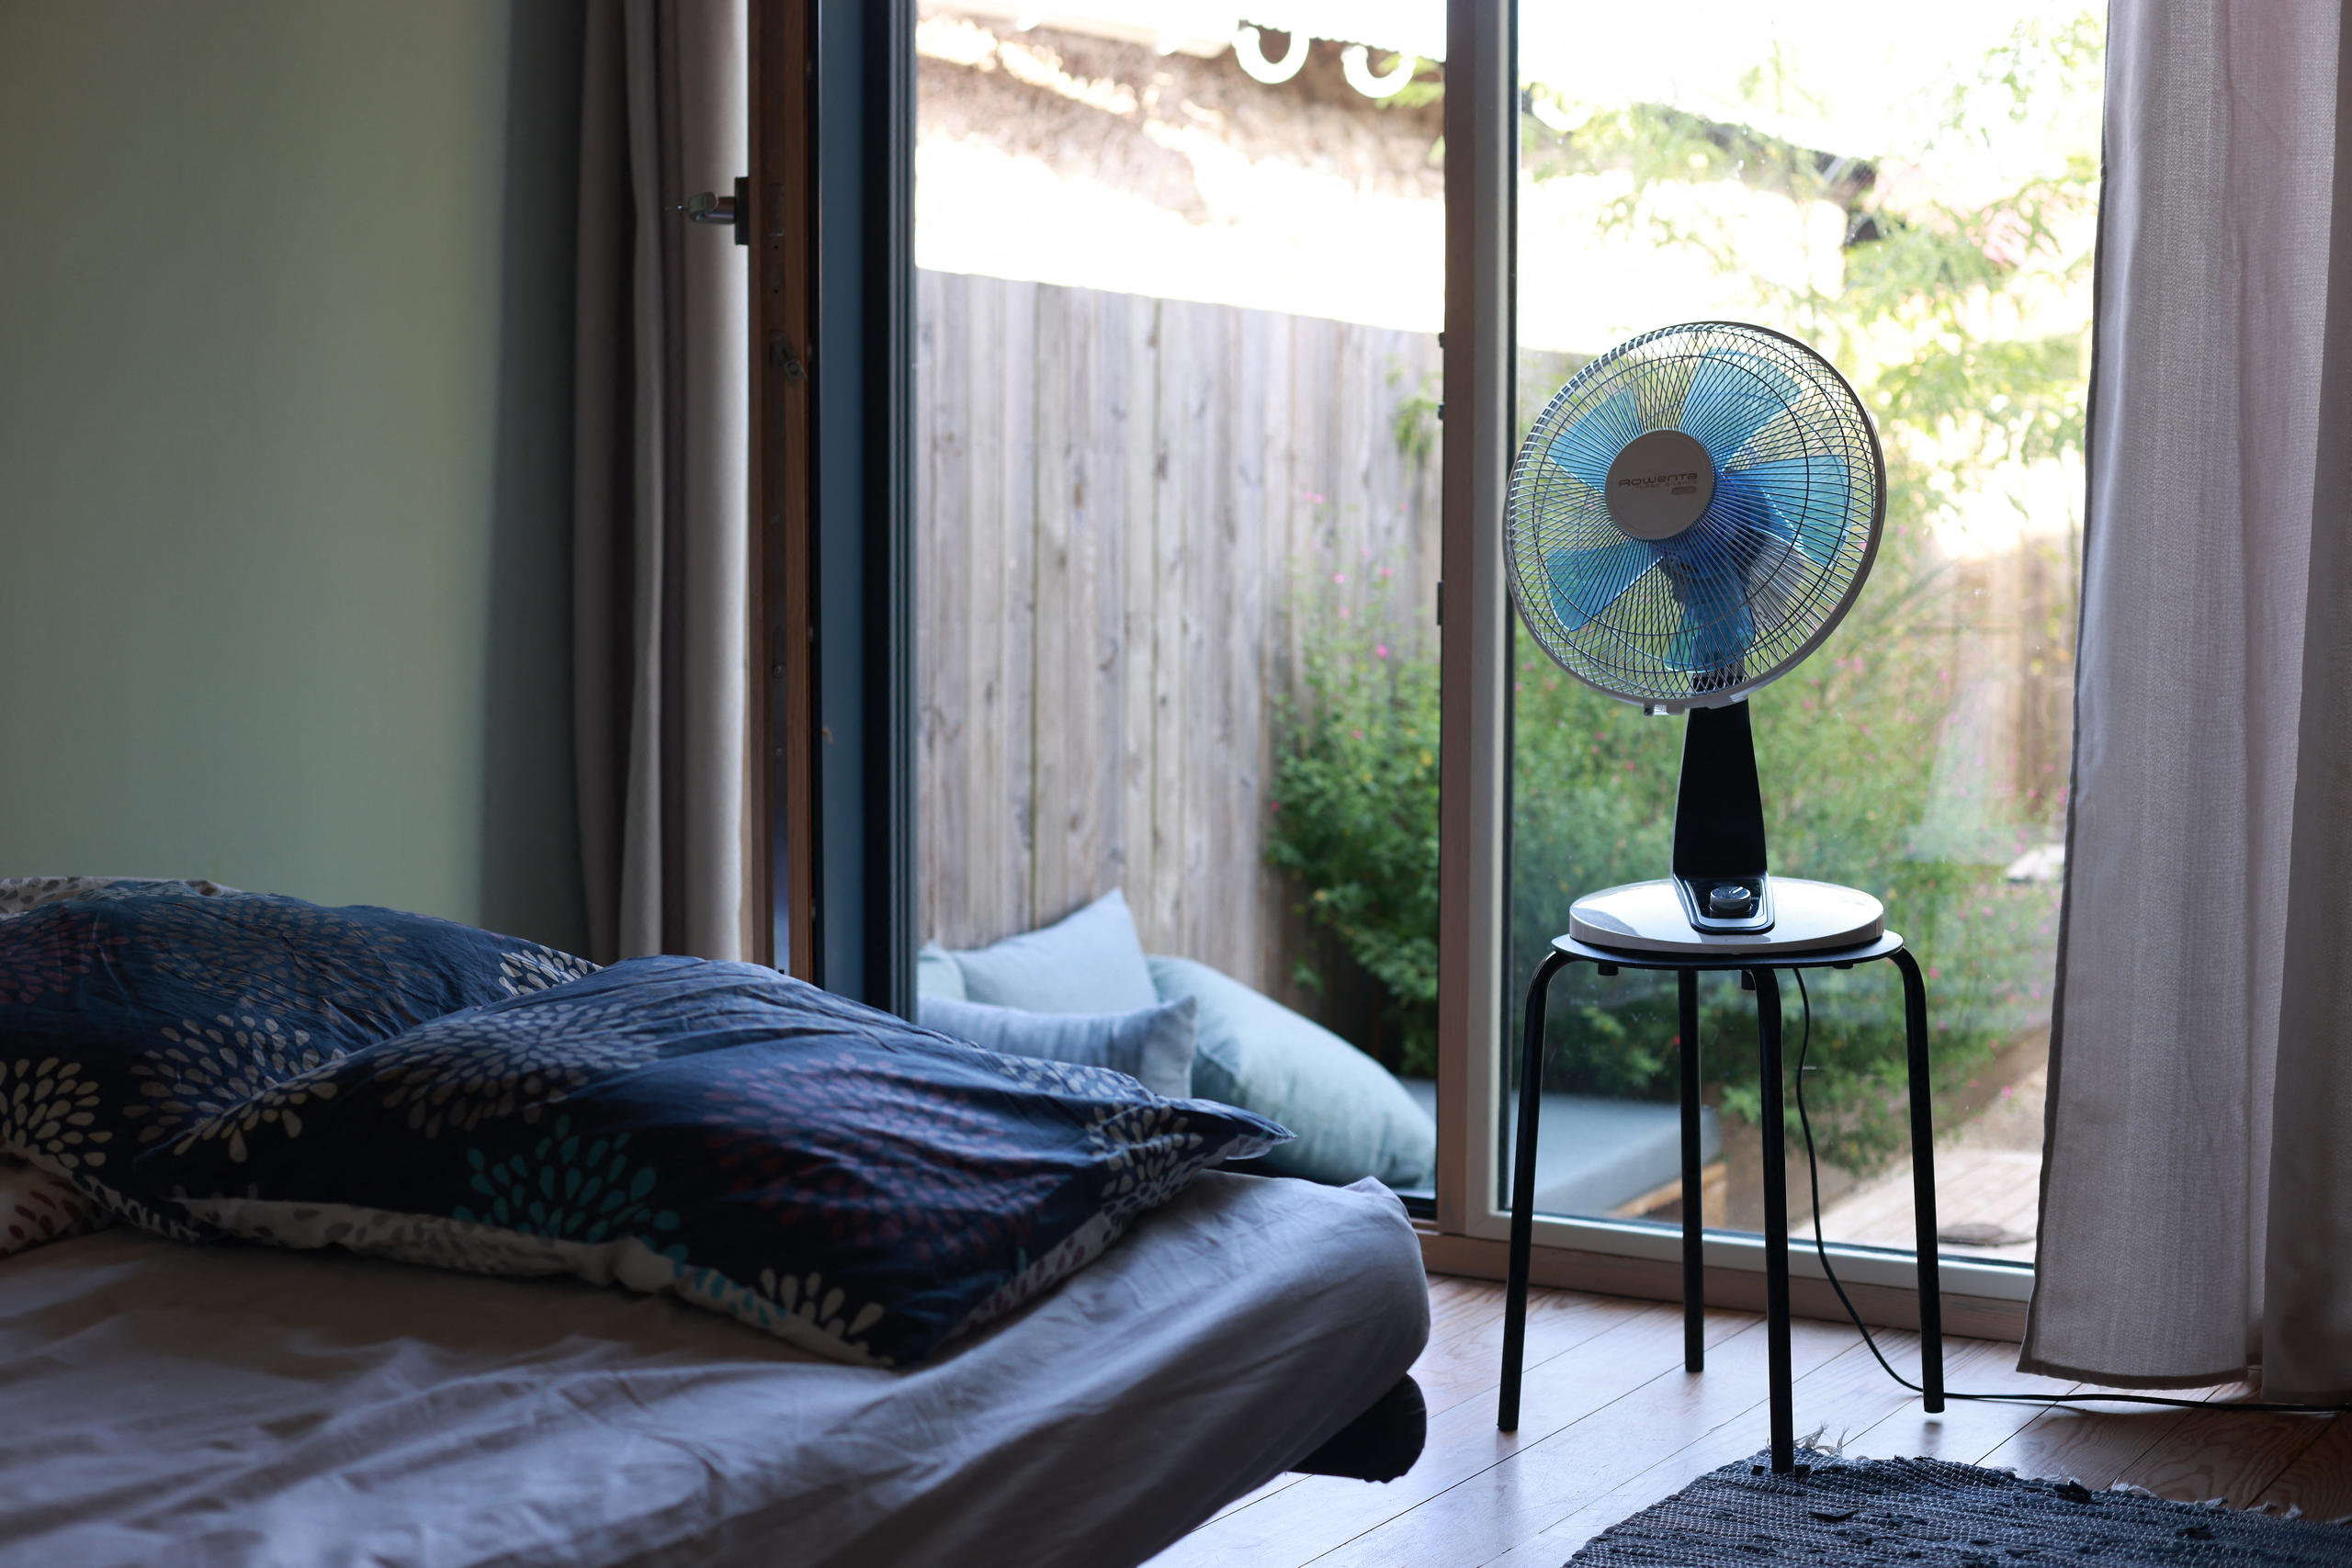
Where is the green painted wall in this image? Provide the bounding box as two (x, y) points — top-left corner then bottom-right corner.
(0, 1), (589, 952)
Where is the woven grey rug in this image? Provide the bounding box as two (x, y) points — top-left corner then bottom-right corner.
(1567, 1450), (2352, 1565)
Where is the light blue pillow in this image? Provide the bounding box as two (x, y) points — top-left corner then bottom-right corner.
(947, 888), (1159, 1015)
(916, 941), (966, 1000)
(1148, 955), (1435, 1189)
(916, 994), (1200, 1101)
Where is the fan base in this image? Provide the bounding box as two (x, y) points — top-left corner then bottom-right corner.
(1568, 877), (1884, 956)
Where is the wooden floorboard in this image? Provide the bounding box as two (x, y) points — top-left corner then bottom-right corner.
(2122, 1403), (2334, 1508)
(1977, 1382), (2228, 1493)
(1149, 1273), (2352, 1568)
(2255, 1416), (2352, 1521)
(1152, 1301), (1735, 1568)
(1304, 1318), (1866, 1568)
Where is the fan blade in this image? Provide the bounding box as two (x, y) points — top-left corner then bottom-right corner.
(1544, 389), (1648, 489)
(1679, 352), (1801, 468)
(1544, 536), (1657, 626)
(1715, 456), (1852, 564)
(1661, 547), (1756, 682)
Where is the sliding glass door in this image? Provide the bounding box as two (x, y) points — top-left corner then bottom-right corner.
(912, 5), (1450, 1199)
(883, 0), (2100, 1302)
(1476, 4), (2101, 1296)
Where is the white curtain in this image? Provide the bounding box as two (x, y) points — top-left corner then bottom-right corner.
(572, 0), (750, 965)
(2025, 0), (2352, 1400)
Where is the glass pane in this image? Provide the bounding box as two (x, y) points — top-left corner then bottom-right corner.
(1507, 6), (2103, 1263)
(913, 6), (1447, 1201)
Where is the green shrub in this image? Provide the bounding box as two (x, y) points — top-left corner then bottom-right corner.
(1265, 588), (1442, 1075)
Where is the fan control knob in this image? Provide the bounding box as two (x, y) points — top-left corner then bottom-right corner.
(1708, 884), (1756, 915)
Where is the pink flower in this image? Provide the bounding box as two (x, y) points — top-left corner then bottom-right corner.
(1374, 644), (1389, 659)
(1351, 728), (1364, 741)
(1378, 566), (1394, 580)
(1333, 572), (1347, 584)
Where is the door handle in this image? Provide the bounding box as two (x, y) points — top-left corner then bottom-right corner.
(682, 175), (749, 245)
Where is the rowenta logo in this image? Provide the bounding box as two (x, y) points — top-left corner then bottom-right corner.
(1618, 471), (1702, 496)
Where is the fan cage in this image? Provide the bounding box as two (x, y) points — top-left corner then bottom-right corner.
(1504, 321), (1886, 711)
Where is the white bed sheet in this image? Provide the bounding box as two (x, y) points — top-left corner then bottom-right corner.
(0, 1171), (1427, 1568)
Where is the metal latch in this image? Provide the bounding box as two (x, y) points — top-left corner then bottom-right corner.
(682, 176), (749, 245)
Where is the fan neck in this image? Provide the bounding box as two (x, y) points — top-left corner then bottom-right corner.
(1672, 700), (1773, 935)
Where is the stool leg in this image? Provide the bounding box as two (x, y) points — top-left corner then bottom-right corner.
(1892, 947), (1945, 1413)
(1752, 967), (1795, 1474)
(1679, 967), (1704, 1373)
(1499, 949), (1571, 1432)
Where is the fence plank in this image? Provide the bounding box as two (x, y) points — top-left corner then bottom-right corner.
(1120, 294), (1160, 941)
(1223, 306), (1271, 982)
(1031, 284), (1076, 924)
(916, 268), (965, 950)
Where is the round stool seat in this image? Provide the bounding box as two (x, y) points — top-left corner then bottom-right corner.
(1568, 876), (1884, 957)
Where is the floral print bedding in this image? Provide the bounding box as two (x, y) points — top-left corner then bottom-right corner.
(0, 885), (1288, 1363)
(0, 1156), (103, 1257)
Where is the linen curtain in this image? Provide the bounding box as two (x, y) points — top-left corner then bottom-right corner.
(573, 0), (750, 965)
(2025, 0), (2352, 1399)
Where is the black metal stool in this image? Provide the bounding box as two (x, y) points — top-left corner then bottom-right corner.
(1495, 929), (1945, 1474)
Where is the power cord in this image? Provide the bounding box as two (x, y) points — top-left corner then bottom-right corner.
(1785, 966), (2352, 1416)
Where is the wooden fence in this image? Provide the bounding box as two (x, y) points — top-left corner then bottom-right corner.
(914, 269), (1442, 1009)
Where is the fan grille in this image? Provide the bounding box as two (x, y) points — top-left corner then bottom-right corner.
(1506, 321), (1885, 709)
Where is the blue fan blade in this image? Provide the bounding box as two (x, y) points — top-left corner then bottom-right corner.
(1545, 389), (1647, 489)
(1715, 456), (1851, 563)
(1679, 354), (1795, 468)
(1544, 536), (1657, 625)
(1663, 549), (1755, 674)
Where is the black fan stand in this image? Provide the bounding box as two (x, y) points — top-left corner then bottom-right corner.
(1669, 702), (1775, 937)
(1495, 701), (1947, 1477)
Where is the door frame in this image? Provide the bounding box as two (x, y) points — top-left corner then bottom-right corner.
(749, 0), (914, 1015)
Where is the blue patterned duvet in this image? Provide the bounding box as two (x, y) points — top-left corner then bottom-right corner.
(0, 883), (1286, 1363)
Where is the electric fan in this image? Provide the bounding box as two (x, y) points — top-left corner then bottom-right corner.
(1506, 321), (1888, 953)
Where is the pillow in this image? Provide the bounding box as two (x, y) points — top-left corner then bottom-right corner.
(948, 888), (1158, 1015)
(1148, 955), (1435, 1189)
(917, 993), (1199, 1100)
(0, 1156), (105, 1258)
(18, 954), (1287, 1366)
(916, 941), (967, 1000)
(0, 883), (595, 1199)
(0, 874), (239, 914)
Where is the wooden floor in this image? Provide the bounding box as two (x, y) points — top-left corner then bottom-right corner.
(1148, 1274), (2352, 1568)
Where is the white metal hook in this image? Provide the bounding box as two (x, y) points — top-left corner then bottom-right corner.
(1231, 22), (1308, 85)
(1340, 43), (1417, 99)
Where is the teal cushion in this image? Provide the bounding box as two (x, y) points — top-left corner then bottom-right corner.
(916, 941), (967, 1000)
(916, 994), (1199, 1100)
(948, 889), (1158, 1015)
(1148, 956), (1435, 1189)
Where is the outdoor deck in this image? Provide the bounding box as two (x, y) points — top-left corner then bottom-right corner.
(1815, 1060), (2049, 1265)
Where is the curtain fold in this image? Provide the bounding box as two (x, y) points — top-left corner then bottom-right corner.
(2026, 0), (2352, 1399)
(573, 0), (749, 965)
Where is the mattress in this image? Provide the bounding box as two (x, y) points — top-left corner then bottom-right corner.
(0, 1171), (1428, 1568)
